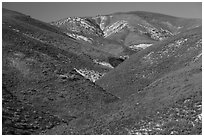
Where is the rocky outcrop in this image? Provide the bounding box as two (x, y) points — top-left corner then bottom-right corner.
(74, 68), (105, 82)
(51, 17), (103, 37)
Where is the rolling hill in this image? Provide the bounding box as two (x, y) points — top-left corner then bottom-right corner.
(2, 8), (202, 135)
(96, 26), (202, 98)
(2, 8), (119, 135)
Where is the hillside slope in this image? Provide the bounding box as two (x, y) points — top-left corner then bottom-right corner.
(41, 50), (202, 135)
(2, 8), (119, 135)
(85, 55), (202, 135)
(96, 26), (202, 98)
(2, 8), (120, 77)
(2, 8), (202, 135)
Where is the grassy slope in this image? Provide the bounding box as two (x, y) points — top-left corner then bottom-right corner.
(83, 54), (202, 135)
(42, 51), (202, 135)
(96, 26), (201, 98)
(2, 9), (119, 135)
(2, 8), (202, 135)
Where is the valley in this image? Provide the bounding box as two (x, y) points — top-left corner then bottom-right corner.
(2, 8), (202, 135)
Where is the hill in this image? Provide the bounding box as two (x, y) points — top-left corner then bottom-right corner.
(2, 8), (202, 135)
(51, 11), (201, 56)
(85, 54), (202, 135)
(96, 26), (202, 98)
(2, 8), (119, 135)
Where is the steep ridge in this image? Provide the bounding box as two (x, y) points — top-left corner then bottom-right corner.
(96, 26), (202, 98)
(51, 16), (128, 58)
(51, 16), (104, 37)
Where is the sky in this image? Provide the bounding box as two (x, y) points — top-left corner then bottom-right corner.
(2, 2), (202, 22)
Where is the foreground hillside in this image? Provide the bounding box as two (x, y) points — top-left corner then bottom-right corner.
(86, 56), (202, 135)
(2, 8), (119, 135)
(41, 50), (202, 135)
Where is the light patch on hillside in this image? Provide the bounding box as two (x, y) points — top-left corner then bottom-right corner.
(93, 59), (114, 68)
(52, 17), (95, 30)
(129, 43), (153, 50)
(66, 32), (92, 43)
(99, 16), (108, 30)
(193, 52), (202, 62)
(120, 55), (129, 60)
(51, 17), (103, 36)
(103, 20), (128, 37)
(12, 28), (20, 32)
(168, 38), (188, 48)
(74, 68), (105, 82)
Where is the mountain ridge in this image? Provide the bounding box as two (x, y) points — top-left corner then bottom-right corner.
(51, 10), (201, 58)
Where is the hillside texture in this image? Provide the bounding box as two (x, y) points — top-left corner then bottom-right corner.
(2, 8), (202, 135)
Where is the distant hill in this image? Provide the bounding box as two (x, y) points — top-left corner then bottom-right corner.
(51, 10), (201, 56)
